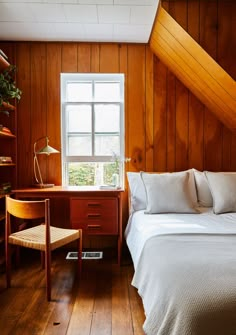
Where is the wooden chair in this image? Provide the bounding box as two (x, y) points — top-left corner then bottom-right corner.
(5, 195), (82, 301)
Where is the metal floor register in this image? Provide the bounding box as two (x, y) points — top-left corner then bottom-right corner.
(66, 251), (103, 260)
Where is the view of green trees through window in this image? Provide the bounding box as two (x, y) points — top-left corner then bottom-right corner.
(68, 162), (120, 186)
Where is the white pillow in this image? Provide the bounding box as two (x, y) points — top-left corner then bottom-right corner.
(127, 172), (146, 212)
(205, 172), (236, 214)
(193, 169), (213, 207)
(141, 171), (198, 214)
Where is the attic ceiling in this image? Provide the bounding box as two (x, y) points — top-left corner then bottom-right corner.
(0, 0), (160, 43)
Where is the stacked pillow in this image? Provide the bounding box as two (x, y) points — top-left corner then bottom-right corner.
(127, 169), (236, 215)
(126, 172), (147, 212)
(192, 169), (213, 207)
(205, 171), (236, 214)
(127, 169), (198, 214)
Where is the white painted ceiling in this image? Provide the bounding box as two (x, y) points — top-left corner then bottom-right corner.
(0, 0), (160, 43)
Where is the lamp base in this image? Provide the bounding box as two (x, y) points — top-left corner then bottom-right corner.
(33, 183), (55, 189)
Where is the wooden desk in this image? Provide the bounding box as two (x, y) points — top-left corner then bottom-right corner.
(13, 186), (124, 265)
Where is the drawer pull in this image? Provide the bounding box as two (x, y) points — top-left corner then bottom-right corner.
(87, 213), (101, 218)
(87, 224), (101, 230)
(88, 203), (101, 207)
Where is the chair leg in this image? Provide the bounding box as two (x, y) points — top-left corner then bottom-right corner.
(5, 242), (11, 288)
(78, 231), (82, 278)
(45, 250), (51, 301)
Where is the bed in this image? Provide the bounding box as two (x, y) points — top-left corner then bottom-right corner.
(125, 169), (236, 335)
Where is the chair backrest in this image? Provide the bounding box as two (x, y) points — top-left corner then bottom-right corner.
(5, 196), (50, 221)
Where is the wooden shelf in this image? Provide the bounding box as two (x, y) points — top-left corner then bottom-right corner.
(0, 163), (15, 167)
(0, 50), (17, 272)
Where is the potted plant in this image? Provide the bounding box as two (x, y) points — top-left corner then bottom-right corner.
(0, 65), (22, 115)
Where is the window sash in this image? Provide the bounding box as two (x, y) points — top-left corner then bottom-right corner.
(61, 73), (124, 187)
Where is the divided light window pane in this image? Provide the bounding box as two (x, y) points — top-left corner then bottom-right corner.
(67, 105), (92, 133)
(68, 135), (92, 156)
(95, 105), (120, 133)
(95, 135), (120, 156)
(94, 82), (120, 102)
(67, 82), (92, 102)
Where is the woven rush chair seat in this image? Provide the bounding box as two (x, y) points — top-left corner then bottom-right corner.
(5, 195), (82, 301)
(9, 225), (80, 251)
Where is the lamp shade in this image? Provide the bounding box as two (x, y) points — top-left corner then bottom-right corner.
(36, 144), (60, 155)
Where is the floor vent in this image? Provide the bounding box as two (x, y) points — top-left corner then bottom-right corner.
(66, 251), (103, 260)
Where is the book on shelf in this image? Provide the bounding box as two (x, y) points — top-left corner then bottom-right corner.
(0, 156), (12, 164)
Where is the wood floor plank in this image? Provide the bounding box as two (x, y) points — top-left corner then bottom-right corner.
(66, 261), (97, 335)
(0, 251), (145, 335)
(112, 264), (134, 335)
(43, 257), (78, 335)
(0, 256), (45, 335)
(90, 262), (112, 335)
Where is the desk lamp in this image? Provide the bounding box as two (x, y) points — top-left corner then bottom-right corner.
(33, 136), (59, 188)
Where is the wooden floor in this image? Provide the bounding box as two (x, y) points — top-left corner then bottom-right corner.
(0, 250), (145, 335)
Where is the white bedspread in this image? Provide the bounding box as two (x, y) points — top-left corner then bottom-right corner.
(125, 209), (236, 335)
(125, 208), (236, 269)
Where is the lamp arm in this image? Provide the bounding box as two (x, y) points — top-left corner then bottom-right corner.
(34, 153), (44, 185)
(34, 136), (49, 149)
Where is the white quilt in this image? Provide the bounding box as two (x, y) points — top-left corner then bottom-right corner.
(125, 209), (236, 335)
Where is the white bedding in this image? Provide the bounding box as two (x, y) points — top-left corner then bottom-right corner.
(125, 208), (236, 269)
(125, 209), (236, 335)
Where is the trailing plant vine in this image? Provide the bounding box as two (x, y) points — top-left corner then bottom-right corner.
(0, 65), (22, 114)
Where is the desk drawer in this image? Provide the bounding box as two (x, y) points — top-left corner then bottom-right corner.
(71, 218), (118, 235)
(70, 198), (118, 235)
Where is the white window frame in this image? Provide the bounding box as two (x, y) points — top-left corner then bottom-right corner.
(60, 73), (125, 187)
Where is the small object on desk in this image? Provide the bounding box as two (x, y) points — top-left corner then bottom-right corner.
(33, 183), (55, 188)
(99, 185), (121, 190)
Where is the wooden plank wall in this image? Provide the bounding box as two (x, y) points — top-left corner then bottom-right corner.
(0, 0), (235, 234)
(157, 0), (236, 173)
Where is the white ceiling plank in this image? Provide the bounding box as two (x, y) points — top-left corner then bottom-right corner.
(63, 4), (98, 23)
(0, 0), (159, 42)
(79, 0), (113, 4)
(130, 5), (157, 25)
(113, 24), (151, 43)
(29, 3), (66, 23)
(0, 3), (35, 22)
(114, 0), (156, 5)
(84, 23), (113, 40)
(98, 5), (130, 24)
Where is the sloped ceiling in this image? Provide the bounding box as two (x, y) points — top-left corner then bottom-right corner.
(150, 6), (236, 132)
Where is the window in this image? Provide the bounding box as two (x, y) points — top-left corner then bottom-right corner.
(61, 73), (125, 187)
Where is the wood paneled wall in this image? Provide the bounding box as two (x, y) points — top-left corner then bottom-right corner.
(0, 0), (235, 232)
(159, 0), (236, 173)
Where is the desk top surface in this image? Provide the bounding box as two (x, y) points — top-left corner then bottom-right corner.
(13, 185), (124, 194)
